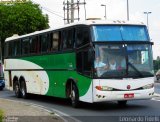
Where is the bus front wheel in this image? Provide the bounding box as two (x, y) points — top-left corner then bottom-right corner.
(70, 84), (79, 108)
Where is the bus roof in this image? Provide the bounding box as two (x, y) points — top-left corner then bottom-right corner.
(5, 20), (145, 42)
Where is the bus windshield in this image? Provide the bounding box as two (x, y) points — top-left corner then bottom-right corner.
(94, 44), (154, 78)
(92, 25), (149, 41)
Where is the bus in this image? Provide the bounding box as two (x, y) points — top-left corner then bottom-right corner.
(4, 20), (154, 107)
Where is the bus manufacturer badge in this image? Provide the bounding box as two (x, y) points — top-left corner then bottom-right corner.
(127, 85), (131, 90)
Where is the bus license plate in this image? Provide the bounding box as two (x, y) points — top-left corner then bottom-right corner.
(124, 93), (134, 98)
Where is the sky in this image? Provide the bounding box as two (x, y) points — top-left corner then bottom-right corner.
(33, 0), (160, 59)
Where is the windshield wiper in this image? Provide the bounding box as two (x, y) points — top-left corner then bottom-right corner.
(128, 62), (144, 78)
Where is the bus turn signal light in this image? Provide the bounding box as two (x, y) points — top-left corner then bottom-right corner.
(95, 86), (113, 91)
(95, 86), (102, 91)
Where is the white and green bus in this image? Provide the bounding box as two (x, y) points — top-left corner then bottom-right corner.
(4, 20), (154, 107)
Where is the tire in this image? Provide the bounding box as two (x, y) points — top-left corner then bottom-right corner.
(14, 82), (21, 98)
(20, 81), (28, 99)
(0, 87), (3, 91)
(70, 84), (79, 108)
(118, 100), (127, 107)
(157, 76), (160, 81)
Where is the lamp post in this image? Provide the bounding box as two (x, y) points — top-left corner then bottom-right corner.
(144, 12), (152, 30)
(127, 0), (129, 20)
(101, 4), (106, 20)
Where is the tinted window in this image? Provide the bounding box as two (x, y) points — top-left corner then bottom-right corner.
(13, 40), (21, 56)
(8, 42), (14, 57)
(5, 42), (9, 57)
(62, 29), (74, 50)
(76, 48), (93, 77)
(76, 26), (90, 47)
(5, 40), (20, 57)
(40, 34), (49, 53)
(30, 36), (39, 54)
(22, 38), (30, 55)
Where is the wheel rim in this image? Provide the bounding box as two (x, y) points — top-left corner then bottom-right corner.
(71, 89), (75, 103)
(15, 84), (19, 95)
(21, 87), (25, 96)
(21, 83), (26, 97)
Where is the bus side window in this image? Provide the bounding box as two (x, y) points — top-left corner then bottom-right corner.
(5, 42), (9, 58)
(30, 36), (39, 54)
(13, 40), (21, 56)
(50, 32), (60, 52)
(76, 26), (90, 48)
(22, 38), (30, 55)
(40, 34), (49, 53)
(62, 29), (74, 50)
(76, 48), (93, 77)
(8, 41), (14, 57)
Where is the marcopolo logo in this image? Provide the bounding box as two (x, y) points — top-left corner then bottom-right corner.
(127, 85), (131, 90)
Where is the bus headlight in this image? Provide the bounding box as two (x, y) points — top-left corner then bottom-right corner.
(142, 83), (154, 89)
(95, 86), (113, 91)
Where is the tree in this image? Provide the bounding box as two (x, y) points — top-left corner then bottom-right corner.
(0, 1), (49, 58)
(153, 56), (160, 73)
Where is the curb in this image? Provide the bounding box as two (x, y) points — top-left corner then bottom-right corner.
(0, 98), (80, 122)
(0, 98), (66, 122)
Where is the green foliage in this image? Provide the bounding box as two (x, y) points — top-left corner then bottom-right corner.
(0, 1), (49, 57)
(0, 109), (4, 122)
(153, 59), (160, 73)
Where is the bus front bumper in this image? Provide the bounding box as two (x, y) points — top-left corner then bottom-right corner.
(93, 88), (154, 102)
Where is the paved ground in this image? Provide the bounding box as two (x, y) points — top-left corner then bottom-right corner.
(0, 98), (63, 122)
(0, 81), (159, 122)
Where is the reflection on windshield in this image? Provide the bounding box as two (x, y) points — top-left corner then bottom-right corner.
(95, 45), (126, 77)
(94, 44), (153, 78)
(127, 44), (153, 78)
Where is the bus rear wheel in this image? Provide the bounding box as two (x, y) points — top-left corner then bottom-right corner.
(14, 82), (21, 98)
(20, 81), (28, 99)
(70, 84), (79, 108)
(118, 100), (127, 107)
